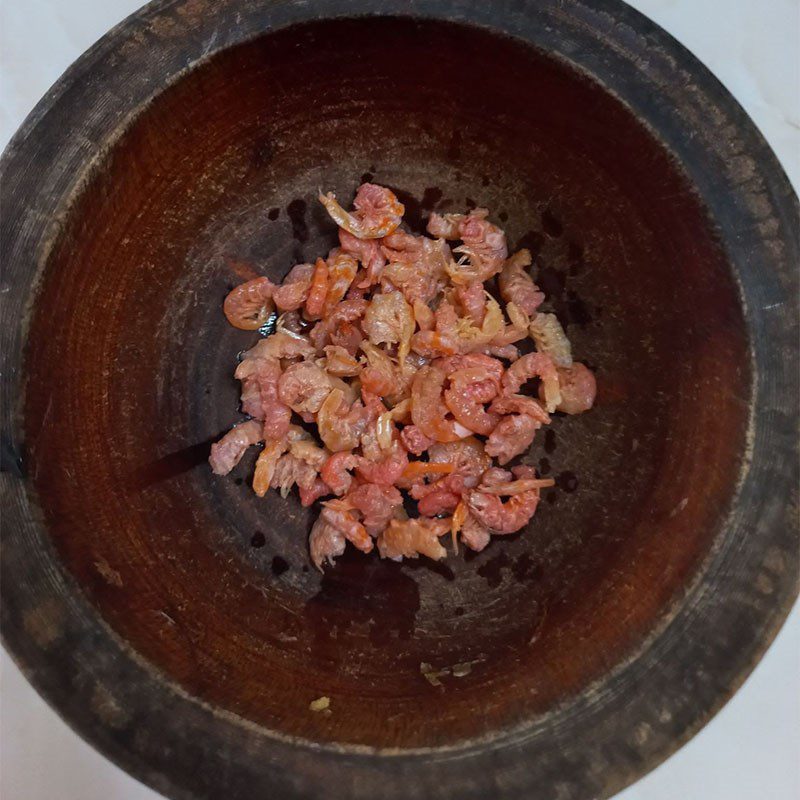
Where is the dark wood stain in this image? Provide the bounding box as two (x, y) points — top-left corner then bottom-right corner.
(421, 186), (443, 209)
(286, 198), (308, 243)
(271, 555), (290, 575)
(541, 207), (564, 237)
(538, 457), (551, 475)
(477, 553), (511, 589)
(556, 471), (579, 493)
(250, 531), (266, 548)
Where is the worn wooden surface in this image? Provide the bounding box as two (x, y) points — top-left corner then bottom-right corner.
(1, 2), (797, 799)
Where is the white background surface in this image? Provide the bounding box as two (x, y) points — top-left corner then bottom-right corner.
(1, 1), (798, 798)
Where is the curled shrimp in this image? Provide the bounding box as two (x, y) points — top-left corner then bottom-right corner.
(506, 302), (530, 331)
(329, 320), (364, 356)
(502, 352), (562, 413)
(245, 330), (315, 361)
(304, 257), (329, 319)
(360, 387), (389, 426)
(528, 312), (573, 367)
(323, 249), (358, 315)
(555, 362), (597, 415)
(277, 361), (331, 414)
(272, 264), (313, 311)
(359, 341), (398, 397)
(450, 499), (491, 553)
(445, 209), (508, 284)
(399, 425), (435, 456)
(299, 477), (331, 507)
(490, 393), (551, 424)
(417, 489), (460, 517)
(269, 453), (320, 498)
(382, 260), (441, 307)
(309, 297), (368, 353)
(455, 282), (486, 326)
(381, 235), (450, 304)
(317, 388), (368, 452)
(461, 511), (491, 552)
(319, 183), (404, 239)
(489, 301), (530, 348)
(428, 436), (492, 481)
(338, 228), (385, 286)
(433, 353), (505, 386)
(287, 427), (328, 471)
(416, 297), (502, 356)
(410, 300), (461, 357)
(467, 485), (543, 534)
(426, 212), (462, 239)
(252, 438), (288, 496)
(355, 440), (409, 486)
(485, 414), (541, 465)
(322, 345), (361, 377)
(410, 366), (472, 443)
(362, 290), (414, 365)
(377, 517), (449, 561)
(346, 483), (403, 537)
(208, 420), (263, 475)
(321, 451), (360, 495)
(408, 438), (488, 502)
(480, 466), (514, 486)
(309, 514), (346, 570)
(458, 208), (508, 265)
(382, 230), (451, 273)
(443, 367), (500, 435)
(320, 499), (373, 553)
(234, 356), (291, 439)
(498, 249), (544, 315)
(447, 244), (503, 286)
(331, 298), (368, 324)
(452, 293), (505, 350)
(434, 299), (459, 335)
(223, 276), (275, 330)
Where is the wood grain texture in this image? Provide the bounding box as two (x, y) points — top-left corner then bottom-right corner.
(1, 2), (797, 799)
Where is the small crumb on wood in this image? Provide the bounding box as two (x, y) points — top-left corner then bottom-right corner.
(154, 609), (176, 626)
(420, 662), (446, 687)
(528, 606), (548, 645)
(309, 696), (330, 712)
(451, 662), (472, 677)
(668, 497), (688, 518)
(94, 557), (123, 587)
